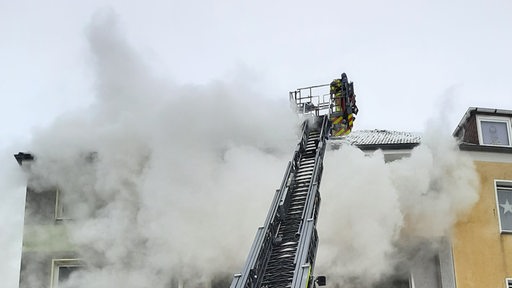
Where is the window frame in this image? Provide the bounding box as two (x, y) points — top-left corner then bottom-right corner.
(505, 278), (512, 288)
(476, 115), (512, 147)
(50, 259), (84, 288)
(54, 188), (71, 221)
(495, 180), (512, 233)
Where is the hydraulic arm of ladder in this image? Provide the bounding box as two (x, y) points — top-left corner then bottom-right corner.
(230, 115), (330, 288)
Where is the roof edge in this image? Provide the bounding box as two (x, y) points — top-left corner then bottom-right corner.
(453, 107), (512, 136)
(458, 143), (512, 154)
(14, 152), (34, 166)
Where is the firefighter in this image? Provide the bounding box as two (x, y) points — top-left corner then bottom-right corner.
(330, 73), (358, 135)
(330, 74), (358, 116)
(330, 78), (344, 113)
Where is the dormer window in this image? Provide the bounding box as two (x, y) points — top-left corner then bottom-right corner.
(477, 116), (512, 147)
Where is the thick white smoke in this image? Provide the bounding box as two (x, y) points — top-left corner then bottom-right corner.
(318, 147), (402, 285)
(24, 12), (299, 288)
(16, 11), (480, 288)
(317, 124), (479, 287)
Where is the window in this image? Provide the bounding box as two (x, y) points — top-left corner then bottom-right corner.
(383, 151), (412, 163)
(54, 188), (71, 221)
(477, 116), (512, 147)
(495, 181), (512, 233)
(50, 259), (84, 288)
(506, 278), (512, 288)
(372, 277), (411, 288)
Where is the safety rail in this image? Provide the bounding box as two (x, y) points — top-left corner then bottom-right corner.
(289, 84), (331, 116)
(278, 121), (309, 220)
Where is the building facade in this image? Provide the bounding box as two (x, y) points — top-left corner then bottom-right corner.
(14, 153), (82, 288)
(451, 107), (512, 288)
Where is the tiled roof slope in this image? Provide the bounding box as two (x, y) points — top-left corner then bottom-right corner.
(330, 130), (421, 150)
(347, 130), (421, 145)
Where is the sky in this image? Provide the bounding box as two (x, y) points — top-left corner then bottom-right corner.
(1, 0), (511, 149)
(1, 0), (511, 287)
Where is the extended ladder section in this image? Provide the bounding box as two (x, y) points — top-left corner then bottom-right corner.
(231, 115), (330, 288)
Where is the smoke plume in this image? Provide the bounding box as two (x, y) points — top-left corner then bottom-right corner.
(24, 12), (298, 288)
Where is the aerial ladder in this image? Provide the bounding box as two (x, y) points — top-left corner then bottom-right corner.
(230, 74), (357, 288)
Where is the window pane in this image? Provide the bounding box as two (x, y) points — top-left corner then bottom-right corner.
(58, 266), (80, 282)
(497, 188), (512, 231)
(373, 278), (410, 288)
(55, 188), (71, 220)
(481, 121), (510, 146)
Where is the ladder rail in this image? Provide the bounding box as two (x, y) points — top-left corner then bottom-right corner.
(291, 116), (329, 288)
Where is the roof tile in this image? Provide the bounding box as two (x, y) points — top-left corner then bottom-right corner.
(331, 130), (421, 146)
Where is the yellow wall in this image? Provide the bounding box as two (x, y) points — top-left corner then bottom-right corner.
(452, 161), (512, 288)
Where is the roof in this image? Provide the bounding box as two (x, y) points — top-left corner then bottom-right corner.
(14, 152), (34, 166)
(453, 107), (512, 154)
(346, 130), (421, 145)
(453, 107), (512, 136)
(330, 130), (421, 150)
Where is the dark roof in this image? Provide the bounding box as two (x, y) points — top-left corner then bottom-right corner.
(14, 152), (34, 166)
